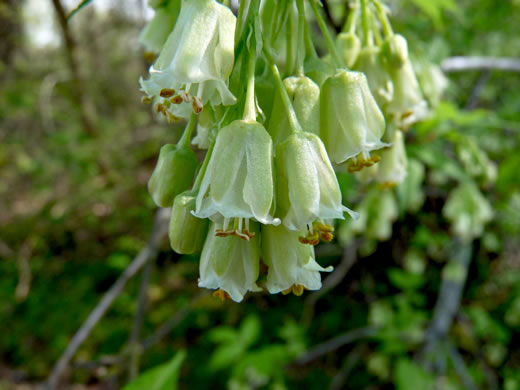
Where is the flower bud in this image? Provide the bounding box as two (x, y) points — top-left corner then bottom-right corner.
(304, 56), (336, 87)
(381, 34), (408, 68)
(414, 58), (449, 108)
(443, 182), (493, 241)
(262, 224), (333, 295)
(268, 75), (320, 146)
(376, 130), (407, 188)
(336, 32), (361, 68)
(199, 223), (262, 302)
(320, 70), (386, 167)
(148, 143), (198, 208)
(169, 191), (209, 254)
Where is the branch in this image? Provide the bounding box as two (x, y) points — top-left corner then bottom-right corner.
(441, 56), (520, 73)
(46, 208), (170, 390)
(50, 0), (97, 136)
(420, 240), (472, 371)
(447, 343), (479, 390)
(291, 326), (377, 366)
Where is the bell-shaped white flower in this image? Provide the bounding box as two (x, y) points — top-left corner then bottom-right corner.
(140, 0), (236, 118)
(138, 2), (181, 53)
(443, 182), (494, 242)
(199, 223), (262, 302)
(194, 120), (280, 240)
(376, 130), (408, 187)
(354, 47), (394, 108)
(262, 224), (333, 295)
(320, 70), (387, 170)
(276, 131), (358, 244)
(383, 35), (428, 129)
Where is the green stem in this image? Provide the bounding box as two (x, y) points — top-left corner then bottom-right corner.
(177, 112), (197, 150)
(308, 0), (343, 69)
(360, 0), (373, 47)
(295, 0), (306, 75)
(286, 4), (296, 76)
(343, 0), (359, 34)
(303, 7), (318, 60)
(373, 0), (393, 37)
(234, 0), (249, 49)
(192, 141), (214, 192)
(263, 43), (303, 134)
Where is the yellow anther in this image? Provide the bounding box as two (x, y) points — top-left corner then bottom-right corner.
(141, 96), (152, 105)
(320, 231), (334, 242)
(213, 289), (230, 301)
(165, 110), (181, 124)
(155, 103), (165, 114)
(282, 285), (305, 296)
(379, 181), (397, 189)
(314, 222), (334, 232)
(160, 88), (176, 98)
(143, 51), (156, 63)
(192, 96), (203, 114)
(170, 95), (184, 104)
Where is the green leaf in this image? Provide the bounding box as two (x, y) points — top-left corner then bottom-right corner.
(388, 268), (425, 290)
(395, 358), (434, 390)
(123, 350), (186, 390)
(67, 0), (93, 21)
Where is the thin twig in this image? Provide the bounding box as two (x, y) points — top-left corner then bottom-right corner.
(420, 240), (472, 372)
(466, 70), (490, 110)
(447, 343), (479, 390)
(127, 255), (155, 381)
(46, 208), (170, 389)
(441, 56), (520, 73)
(291, 326), (378, 366)
(328, 345), (365, 390)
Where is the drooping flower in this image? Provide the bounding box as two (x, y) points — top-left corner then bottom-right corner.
(199, 223), (262, 302)
(376, 130), (407, 188)
(139, 1), (181, 54)
(275, 131), (358, 244)
(140, 0), (236, 118)
(262, 224), (333, 295)
(336, 31), (361, 68)
(268, 75), (320, 146)
(148, 143), (198, 208)
(352, 188), (398, 241)
(194, 120), (279, 240)
(169, 191), (209, 254)
(320, 69), (387, 171)
(382, 34), (428, 129)
(443, 182), (494, 242)
(354, 47), (394, 108)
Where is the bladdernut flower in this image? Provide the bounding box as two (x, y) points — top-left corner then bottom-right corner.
(355, 46), (394, 109)
(139, 1), (181, 54)
(383, 34), (428, 129)
(140, 0), (236, 118)
(198, 223), (262, 302)
(262, 224), (333, 296)
(275, 131), (358, 244)
(376, 130), (407, 188)
(194, 120), (280, 240)
(443, 182), (493, 242)
(320, 70), (387, 171)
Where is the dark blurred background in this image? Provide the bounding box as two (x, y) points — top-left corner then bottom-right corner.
(1, 0), (520, 389)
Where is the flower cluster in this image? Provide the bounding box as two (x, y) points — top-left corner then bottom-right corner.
(140, 0), (439, 302)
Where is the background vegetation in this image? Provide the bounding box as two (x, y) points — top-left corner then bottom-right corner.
(1, 0), (519, 389)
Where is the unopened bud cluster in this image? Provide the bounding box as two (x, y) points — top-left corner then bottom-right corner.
(139, 0), (443, 302)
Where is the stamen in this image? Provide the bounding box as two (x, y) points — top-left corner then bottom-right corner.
(213, 289), (230, 301)
(160, 88), (176, 98)
(141, 96), (152, 104)
(282, 284), (305, 296)
(192, 96), (203, 114)
(170, 95), (184, 104)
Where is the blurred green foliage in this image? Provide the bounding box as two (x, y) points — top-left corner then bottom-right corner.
(1, 0), (520, 389)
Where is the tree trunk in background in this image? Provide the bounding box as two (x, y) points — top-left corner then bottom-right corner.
(0, 0), (22, 67)
(50, 0), (98, 137)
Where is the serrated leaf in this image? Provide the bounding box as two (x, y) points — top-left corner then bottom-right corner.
(123, 350), (186, 390)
